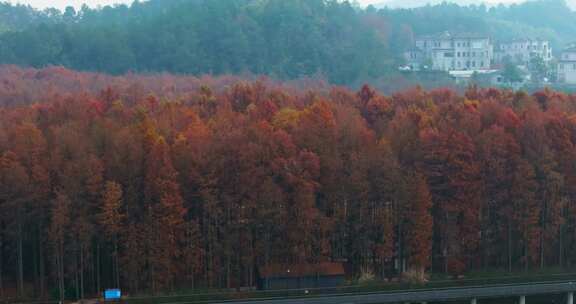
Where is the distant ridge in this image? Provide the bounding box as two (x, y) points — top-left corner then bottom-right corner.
(372, 0), (506, 9)
(371, 0), (575, 9)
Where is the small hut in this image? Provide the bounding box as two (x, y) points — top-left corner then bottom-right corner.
(258, 262), (345, 290)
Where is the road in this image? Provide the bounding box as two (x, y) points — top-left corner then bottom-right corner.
(213, 281), (576, 304)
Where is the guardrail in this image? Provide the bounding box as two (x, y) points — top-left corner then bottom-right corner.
(10, 272), (576, 304)
(122, 272), (576, 303)
(210, 281), (576, 304)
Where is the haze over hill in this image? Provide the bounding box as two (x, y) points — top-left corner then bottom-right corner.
(7, 0), (576, 10)
(4, 0), (576, 303)
(11, 0), (573, 9)
(373, 0), (576, 9)
(0, 0), (575, 90)
(7, 0), (133, 9)
(373, 0), (518, 8)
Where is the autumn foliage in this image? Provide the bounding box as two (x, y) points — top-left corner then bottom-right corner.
(2, 67), (576, 300)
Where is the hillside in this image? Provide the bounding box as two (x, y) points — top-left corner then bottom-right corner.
(0, 2), (55, 32)
(373, 0), (576, 9)
(0, 0), (575, 86)
(379, 0), (576, 48)
(372, 0), (515, 9)
(0, 0), (394, 84)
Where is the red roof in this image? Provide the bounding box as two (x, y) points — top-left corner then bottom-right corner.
(259, 262), (345, 279)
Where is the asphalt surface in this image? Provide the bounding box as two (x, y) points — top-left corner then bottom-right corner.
(214, 281), (576, 304)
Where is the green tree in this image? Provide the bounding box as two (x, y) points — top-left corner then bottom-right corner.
(502, 62), (524, 84)
(529, 56), (548, 84)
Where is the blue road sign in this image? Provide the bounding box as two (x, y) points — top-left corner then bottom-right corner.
(104, 289), (122, 300)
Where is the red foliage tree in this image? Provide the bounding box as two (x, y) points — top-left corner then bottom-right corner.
(1, 67), (576, 297)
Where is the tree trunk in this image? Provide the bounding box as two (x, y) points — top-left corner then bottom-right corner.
(559, 202), (565, 268)
(58, 241), (65, 303)
(226, 205), (231, 290)
(508, 221), (512, 273)
(249, 259), (253, 288)
(114, 240), (120, 289)
(80, 245), (85, 300)
(188, 226), (195, 291)
(75, 249), (79, 301)
(559, 225), (564, 267)
(17, 208), (24, 298)
(96, 243), (101, 296)
(151, 259), (156, 294)
(39, 235), (45, 298)
(226, 255), (231, 289)
(0, 228), (3, 299)
(61, 251), (65, 302)
(524, 241), (529, 272)
(191, 268), (195, 291)
(32, 232), (38, 297)
(540, 188), (548, 270)
(539, 231), (544, 269)
(91, 245), (96, 297)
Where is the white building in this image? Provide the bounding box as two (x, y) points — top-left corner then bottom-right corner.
(495, 39), (553, 64)
(557, 45), (576, 85)
(449, 69), (499, 84)
(403, 47), (426, 71)
(405, 31), (493, 72)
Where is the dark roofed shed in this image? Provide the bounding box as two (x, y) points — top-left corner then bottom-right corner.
(258, 262), (345, 290)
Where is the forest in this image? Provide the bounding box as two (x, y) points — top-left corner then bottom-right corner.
(0, 0), (575, 87)
(1, 66), (576, 301)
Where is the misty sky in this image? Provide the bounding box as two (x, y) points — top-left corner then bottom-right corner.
(363, 0), (519, 4)
(10, 0), (523, 10)
(9, 0), (133, 9)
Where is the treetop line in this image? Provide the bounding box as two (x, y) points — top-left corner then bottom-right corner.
(0, 66), (575, 301)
